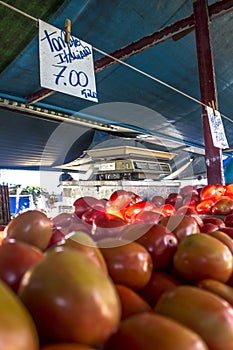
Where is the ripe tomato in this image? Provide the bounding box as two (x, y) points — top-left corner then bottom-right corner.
(202, 216), (225, 229)
(203, 230), (233, 255)
(225, 184), (233, 198)
(122, 201), (158, 223)
(0, 240), (44, 292)
(225, 214), (233, 227)
(179, 185), (199, 198)
(0, 279), (40, 350)
(133, 210), (163, 225)
(151, 195), (165, 207)
(99, 240), (153, 290)
(136, 224), (178, 271)
(115, 284), (152, 320)
(176, 206), (203, 228)
(138, 271), (180, 307)
(173, 233), (233, 283)
(73, 196), (105, 218)
(103, 312), (208, 350)
(182, 194), (199, 209)
(107, 190), (132, 211)
(159, 214), (200, 242)
(165, 193), (183, 209)
(160, 204), (176, 216)
(41, 344), (96, 350)
(3, 210), (53, 251)
(197, 279), (233, 307)
(201, 222), (219, 233)
(18, 247), (121, 346)
(200, 184), (223, 202)
(92, 213), (127, 241)
(155, 285), (233, 350)
(211, 196), (233, 216)
(196, 199), (215, 215)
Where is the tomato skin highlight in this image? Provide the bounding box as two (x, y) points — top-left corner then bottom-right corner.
(155, 285), (233, 350)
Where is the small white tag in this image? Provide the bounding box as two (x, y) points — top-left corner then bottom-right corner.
(206, 106), (229, 149)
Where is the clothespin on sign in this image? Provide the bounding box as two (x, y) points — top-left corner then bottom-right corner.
(209, 100), (216, 116)
(65, 19), (71, 44)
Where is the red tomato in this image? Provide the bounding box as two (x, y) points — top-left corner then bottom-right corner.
(107, 190), (132, 211)
(179, 185), (199, 198)
(176, 206), (203, 228)
(81, 208), (106, 225)
(103, 312), (208, 350)
(136, 224), (178, 271)
(41, 344), (96, 350)
(225, 214), (233, 227)
(115, 284), (152, 320)
(205, 230), (233, 256)
(99, 240), (153, 290)
(155, 285), (233, 350)
(160, 204), (176, 216)
(122, 201), (158, 223)
(138, 271), (180, 307)
(196, 199), (215, 215)
(225, 184), (233, 198)
(3, 210), (53, 251)
(151, 195), (165, 207)
(219, 227), (233, 240)
(127, 191), (143, 205)
(173, 234), (233, 283)
(133, 210), (163, 225)
(0, 240), (44, 292)
(200, 223), (219, 233)
(182, 194), (200, 208)
(165, 193), (183, 209)
(200, 184), (223, 202)
(73, 196), (105, 218)
(202, 216), (225, 229)
(92, 213), (127, 241)
(159, 214), (200, 242)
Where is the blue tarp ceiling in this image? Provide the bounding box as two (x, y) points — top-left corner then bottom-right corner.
(0, 0), (232, 181)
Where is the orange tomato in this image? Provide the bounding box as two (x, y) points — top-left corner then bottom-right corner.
(155, 285), (233, 350)
(173, 233), (233, 283)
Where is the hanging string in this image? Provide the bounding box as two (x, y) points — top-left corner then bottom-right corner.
(93, 46), (232, 124)
(0, 1), (232, 124)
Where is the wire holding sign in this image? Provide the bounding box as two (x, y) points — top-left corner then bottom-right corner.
(39, 20), (98, 103)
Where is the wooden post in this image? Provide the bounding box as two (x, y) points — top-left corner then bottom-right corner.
(193, 0), (224, 185)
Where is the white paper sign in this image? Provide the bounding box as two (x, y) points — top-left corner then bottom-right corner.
(206, 106), (229, 149)
(39, 20), (98, 102)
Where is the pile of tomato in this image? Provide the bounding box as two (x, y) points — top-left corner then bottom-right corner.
(1, 183), (233, 349)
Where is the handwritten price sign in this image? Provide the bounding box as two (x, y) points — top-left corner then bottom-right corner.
(39, 20), (98, 102)
(206, 106), (229, 149)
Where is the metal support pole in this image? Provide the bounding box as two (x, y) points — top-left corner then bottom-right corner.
(193, 0), (224, 185)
